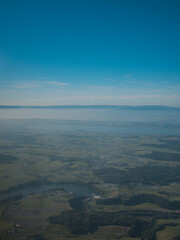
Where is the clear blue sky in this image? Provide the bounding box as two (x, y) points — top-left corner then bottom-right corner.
(0, 0), (180, 106)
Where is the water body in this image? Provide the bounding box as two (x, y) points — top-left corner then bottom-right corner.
(0, 183), (96, 201)
(26, 121), (180, 135)
(0, 108), (180, 135)
(0, 108), (180, 123)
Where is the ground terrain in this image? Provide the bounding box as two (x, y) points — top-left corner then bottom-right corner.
(0, 119), (180, 240)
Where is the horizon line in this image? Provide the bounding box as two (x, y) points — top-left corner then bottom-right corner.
(0, 105), (179, 109)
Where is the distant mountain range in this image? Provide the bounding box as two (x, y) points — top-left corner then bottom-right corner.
(0, 105), (179, 110)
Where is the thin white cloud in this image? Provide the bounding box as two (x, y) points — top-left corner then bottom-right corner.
(45, 81), (68, 86)
(31, 94), (180, 104)
(166, 94), (180, 99)
(1, 93), (180, 106)
(117, 95), (162, 99)
(123, 74), (133, 79)
(117, 94), (180, 100)
(54, 95), (114, 101)
(106, 78), (117, 82)
(12, 80), (68, 89)
(13, 82), (40, 89)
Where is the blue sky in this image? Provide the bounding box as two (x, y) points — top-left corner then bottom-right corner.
(0, 0), (180, 106)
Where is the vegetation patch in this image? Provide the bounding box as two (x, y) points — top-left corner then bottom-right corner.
(94, 165), (180, 185)
(0, 153), (18, 164)
(142, 140), (180, 152)
(48, 210), (147, 236)
(140, 151), (180, 162)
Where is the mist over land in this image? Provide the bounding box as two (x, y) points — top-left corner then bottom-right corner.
(0, 105), (180, 122)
